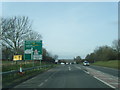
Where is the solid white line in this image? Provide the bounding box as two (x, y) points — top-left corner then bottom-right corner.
(93, 76), (116, 89)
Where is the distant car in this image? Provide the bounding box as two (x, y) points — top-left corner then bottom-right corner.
(61, 62), (65, 65)
(66, 63), (69, 65)
(83, 61), (90, 66)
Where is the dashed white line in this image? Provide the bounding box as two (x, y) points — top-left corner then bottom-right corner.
(44, 79), (48, 82)
(93, 76), (116, 89)
(38, 82), (44, 87)
(83, 70), (90, 74)
(38, 68), (61, 87)
(68, 66), (71, 71)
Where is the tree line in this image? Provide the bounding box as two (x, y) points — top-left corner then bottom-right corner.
(1, 16), (58, 63)
(74, 39), (120, 63)
(85, 39), (120, 63)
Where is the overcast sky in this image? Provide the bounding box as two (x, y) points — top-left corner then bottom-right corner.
(2, 2), (118, 59)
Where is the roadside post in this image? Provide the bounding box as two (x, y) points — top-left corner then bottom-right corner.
(24, 40), (42, 68)
(13, 55), (23, 74)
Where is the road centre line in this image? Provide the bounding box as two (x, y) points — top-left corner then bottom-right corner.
(68, 66), (71, 71)
(93, 76), (116, 89)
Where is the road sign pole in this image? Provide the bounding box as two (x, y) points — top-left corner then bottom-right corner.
(31, 48), (34, 67)
(33, 59), (34, 67)
(40, 60), (41, 69)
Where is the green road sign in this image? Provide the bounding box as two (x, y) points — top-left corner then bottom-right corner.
(24, 40), (42, 60)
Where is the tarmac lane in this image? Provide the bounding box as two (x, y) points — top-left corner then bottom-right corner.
(14, 64), (114, 89)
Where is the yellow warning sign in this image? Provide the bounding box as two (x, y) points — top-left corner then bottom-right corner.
(13, 55), (22, 61)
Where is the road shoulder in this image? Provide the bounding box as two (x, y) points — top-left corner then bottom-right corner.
(82, 66), (119, 89)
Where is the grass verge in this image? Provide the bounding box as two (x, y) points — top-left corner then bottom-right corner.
(2, 61), (52, 72)
(2, 64), (56, 88)
(92, 60), (120, 69)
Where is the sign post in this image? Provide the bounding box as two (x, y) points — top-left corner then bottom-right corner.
(24, 40), (42, 67)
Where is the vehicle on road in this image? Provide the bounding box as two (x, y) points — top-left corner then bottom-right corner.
(61, 62), (65, 65)
(83, 61), (90, 66)
(66, 63), (69, 65)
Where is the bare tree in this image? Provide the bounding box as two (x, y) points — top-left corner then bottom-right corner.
(53, 55), (58, 60)
(1, 16), (42, 56)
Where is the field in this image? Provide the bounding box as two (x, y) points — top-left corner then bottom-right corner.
(92, 60), (120, 69)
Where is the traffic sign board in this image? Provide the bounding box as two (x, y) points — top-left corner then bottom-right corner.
(24, 40), (42, 60)
(13, 55), (22, 61)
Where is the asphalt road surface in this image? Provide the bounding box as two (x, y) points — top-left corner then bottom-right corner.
(89, 65), (119, 77)
(14, 64), (115, 89)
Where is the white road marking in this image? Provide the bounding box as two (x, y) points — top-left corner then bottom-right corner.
(68, 66), (71, 71)
(93, 76), (116, 89)
(38, 68), (61, 87)
(44, 79), (48, 82)
(83, 70), (90, 74)
(38, 82), (44, 87)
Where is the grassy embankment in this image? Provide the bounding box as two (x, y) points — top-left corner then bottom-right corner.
(92, 60), (120, 69)
(2, 61), (57, 88)
(2, 60), (53, 72)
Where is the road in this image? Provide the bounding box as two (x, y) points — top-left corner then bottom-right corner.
(89, 65), (119, 77)
(14, 64), (115, 89)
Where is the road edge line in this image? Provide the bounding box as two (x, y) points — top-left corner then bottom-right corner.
(93, 76), (116, 89)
